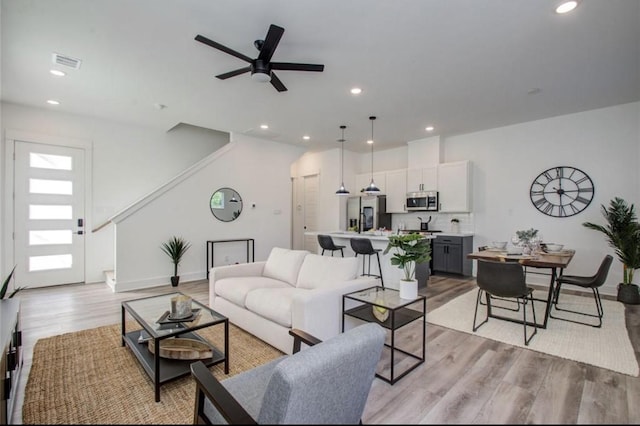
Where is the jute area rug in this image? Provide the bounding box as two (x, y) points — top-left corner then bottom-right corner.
(23, 322), (284, 424)
(426, 289), (639, 377)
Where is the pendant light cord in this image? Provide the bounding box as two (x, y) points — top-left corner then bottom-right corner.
(340, 125), (346, 184)
(370, 116), (376, 181)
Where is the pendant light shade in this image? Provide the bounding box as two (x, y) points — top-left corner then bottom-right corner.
(336, 125), (350, 196)
(364, 116), (381, 195)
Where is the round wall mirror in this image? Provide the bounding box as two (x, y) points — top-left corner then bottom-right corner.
(210, 188), (243, 222)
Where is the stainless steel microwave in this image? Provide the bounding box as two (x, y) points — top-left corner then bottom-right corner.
(406, 191), (439, 211)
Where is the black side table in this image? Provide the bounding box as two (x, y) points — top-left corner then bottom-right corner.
(342, 286), (426, 385)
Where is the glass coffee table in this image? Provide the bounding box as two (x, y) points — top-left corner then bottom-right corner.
(121, 292), (228, 402)
(342, 286), (425, 385)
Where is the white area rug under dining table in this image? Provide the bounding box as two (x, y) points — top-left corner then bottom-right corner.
(426, 289), (639, 376)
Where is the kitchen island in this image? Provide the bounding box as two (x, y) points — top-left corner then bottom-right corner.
(305, 231), (436, 290)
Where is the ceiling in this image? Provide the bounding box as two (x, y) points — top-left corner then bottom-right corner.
(2, 0), (639, 153)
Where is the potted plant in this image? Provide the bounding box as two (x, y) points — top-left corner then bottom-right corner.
(513, 228), (541, 254)
(0, 265), (25, 299)
(384, 233), (432, 299)
(161, 236), (191, 287)
(450, 217), (460, 233)
(583, 197), (640, 304)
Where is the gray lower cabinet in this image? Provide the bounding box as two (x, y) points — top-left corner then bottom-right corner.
(432, 235), (473, 276)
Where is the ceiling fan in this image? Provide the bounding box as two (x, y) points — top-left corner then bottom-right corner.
(195, 24), (324, 92)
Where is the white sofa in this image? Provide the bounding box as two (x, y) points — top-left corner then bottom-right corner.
(209, 247), (379, 354)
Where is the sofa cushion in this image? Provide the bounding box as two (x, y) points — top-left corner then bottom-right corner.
(216, 276), (291, 308)
(263, 247), (309, 286)
(296, 254), (359, 289)
(245, 287), (300, 328)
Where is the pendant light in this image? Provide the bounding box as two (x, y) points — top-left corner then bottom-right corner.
(335, 125), (350, 196)
(364, 116), (381, 195)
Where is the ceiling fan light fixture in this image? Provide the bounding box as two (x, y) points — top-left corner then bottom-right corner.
(251, 71), (271, 83)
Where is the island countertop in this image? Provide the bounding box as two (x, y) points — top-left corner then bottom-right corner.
(305, 231), (437, 241)
(304, 231), (433, 290)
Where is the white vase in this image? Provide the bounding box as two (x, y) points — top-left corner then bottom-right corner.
(399, 279), (418, 300)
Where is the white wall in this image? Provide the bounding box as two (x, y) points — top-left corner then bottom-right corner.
(1, 102), (228, 283)
(443, 102), (639, 294)
(113, 134), (305, 291)
(292, 102), (639, 296)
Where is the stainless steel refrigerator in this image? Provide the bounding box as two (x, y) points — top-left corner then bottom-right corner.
(346, 195), (392, 232)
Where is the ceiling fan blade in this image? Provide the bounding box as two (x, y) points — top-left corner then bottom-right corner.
(257, 24), (284, 62)
(270, 62), (324, 72)
(270, 72), (287, 92)
(216, 66), (251, 80)
(195, 34), (252, 63)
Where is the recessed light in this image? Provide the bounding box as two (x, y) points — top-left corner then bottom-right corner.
(425, 126), (435, 132)
(46, 99), (60, 105)
(260, 124), (269, 129)
(303, 135), (310, 140)
(367, 139), (373, 145)
(49, 69), (66, 77)
(555, 1), (579, 14)
(350, 87), (362, 95)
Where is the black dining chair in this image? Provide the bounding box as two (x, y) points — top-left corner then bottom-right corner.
(350, 237), (384, 287)
(549, 255), (613, 328)
(317, 234), (345, 257)
(473, 259), (537, 345)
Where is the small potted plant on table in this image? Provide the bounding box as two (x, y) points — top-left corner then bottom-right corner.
(161, 236), (191, 287)
(583, 197), (640, 304)
(384, 233), (432, 299)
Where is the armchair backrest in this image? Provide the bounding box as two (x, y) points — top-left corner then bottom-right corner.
(257, 322), (385, 424)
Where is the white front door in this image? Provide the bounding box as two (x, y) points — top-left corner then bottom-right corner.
(14, 141), (86, 288)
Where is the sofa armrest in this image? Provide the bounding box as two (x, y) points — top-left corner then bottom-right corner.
(290, 277), (378, 341)
(209, 262), (266, 306)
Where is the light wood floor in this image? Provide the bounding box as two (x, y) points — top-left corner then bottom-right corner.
(9, 276), (640, 424)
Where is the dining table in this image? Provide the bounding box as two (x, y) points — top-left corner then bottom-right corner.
(467, 248), (575, 329)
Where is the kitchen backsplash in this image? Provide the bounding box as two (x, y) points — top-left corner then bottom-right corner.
(390, 211), (474, 234)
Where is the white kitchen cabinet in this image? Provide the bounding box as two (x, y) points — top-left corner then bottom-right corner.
(384, 169), (407, 213)
(437, 160), (471, 212)
(407, 166), (438, 192)
(356, 172), (386, 194)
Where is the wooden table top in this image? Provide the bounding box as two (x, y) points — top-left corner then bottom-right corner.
(467, 249), (575, 269)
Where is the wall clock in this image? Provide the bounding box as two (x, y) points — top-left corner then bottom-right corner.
(529, 166), (594, 217)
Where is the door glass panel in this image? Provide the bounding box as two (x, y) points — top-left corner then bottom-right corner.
(29, 230), (73, 245)
(29, 152), (72, 170)
(29, 204), (73, 219)
(29, 178), (73, 195)
(29, 254), (73, 271)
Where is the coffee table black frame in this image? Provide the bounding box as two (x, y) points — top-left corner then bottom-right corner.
(121, 292), (229, 402)
(342, 286), (426, 384)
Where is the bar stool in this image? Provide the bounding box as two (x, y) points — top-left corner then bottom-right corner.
(317, 234), (345, 257)
(350, 237), (384, 287)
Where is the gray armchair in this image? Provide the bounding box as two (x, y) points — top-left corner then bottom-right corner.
(190, 323), (386, 424)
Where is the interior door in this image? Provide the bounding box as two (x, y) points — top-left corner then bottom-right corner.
(13, 141), (85, 288)
(303, 174), (319, 253)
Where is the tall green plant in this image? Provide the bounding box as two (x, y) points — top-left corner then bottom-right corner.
(384, 233), (431, 281)
(1, 265), (25, 299)
(160, 236), (191, 277)
(583, 197), (640, 284)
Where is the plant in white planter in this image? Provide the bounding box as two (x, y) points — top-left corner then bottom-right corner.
(384, 233), (431, 299)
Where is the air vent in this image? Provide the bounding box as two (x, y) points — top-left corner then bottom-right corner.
(52, 53), (82, 69)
